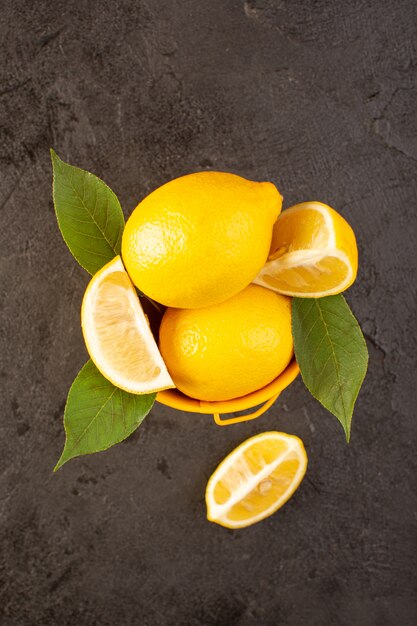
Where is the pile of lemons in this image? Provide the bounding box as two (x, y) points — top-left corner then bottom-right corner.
(82, 171), (357, 402)
(81, 171), (357, 528)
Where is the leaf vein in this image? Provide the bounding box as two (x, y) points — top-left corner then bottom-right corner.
(64, 169), (119, 253)
(64, 386), (118, 457)
(314, 300), (349, 423)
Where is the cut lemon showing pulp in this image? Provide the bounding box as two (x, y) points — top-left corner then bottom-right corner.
(206, 432), (307, 529)
(254, 201), (358, 297)
(81, 256), (175, 394)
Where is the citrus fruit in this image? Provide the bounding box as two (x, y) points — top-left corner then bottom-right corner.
(158, 284), (293, 402)
(81, 256), (174, 394)
(122, 172), (282, 309)
(206, 431), (307, 528)
(254, 201), (358, 297)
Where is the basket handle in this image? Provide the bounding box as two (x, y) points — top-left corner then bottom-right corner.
(212, 393), (279, 426)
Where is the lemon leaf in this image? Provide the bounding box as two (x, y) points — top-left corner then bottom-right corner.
(54, 360), (155, 471)
(292, 295), (368, 441)
(51, 149), (125, 275)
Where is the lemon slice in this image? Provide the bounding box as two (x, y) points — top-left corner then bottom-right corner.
(81, 256), (174, 394)
(254, 201), (358, 297)
(206, 432), (307, 529)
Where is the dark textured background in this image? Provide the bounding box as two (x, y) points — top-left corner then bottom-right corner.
(1, 1), (416, 624)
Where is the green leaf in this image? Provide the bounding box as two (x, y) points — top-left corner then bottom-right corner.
(292, 295), (368, 441)
(54, 360), (156, 471)
(51, 149), (125, 275)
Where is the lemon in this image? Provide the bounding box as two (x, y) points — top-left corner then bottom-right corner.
(122, 172), (282, 309)
(206, 431), (307, 529)
(159, 284), (293, 402)
(255, 201), (358, 297)
(81, 256), (174, 394)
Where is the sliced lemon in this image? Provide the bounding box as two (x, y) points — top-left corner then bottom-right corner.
(81, 256), (174, 394)
(254, 201), (358, 297)
(206, 431), (307, 529)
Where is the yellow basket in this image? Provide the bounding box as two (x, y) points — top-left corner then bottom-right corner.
(157, 358), (299, 426)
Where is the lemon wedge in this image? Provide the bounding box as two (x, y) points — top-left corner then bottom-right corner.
(81, 256), (174, 394)
(206, 431), (307, 529)
(254, 201), (358, 297)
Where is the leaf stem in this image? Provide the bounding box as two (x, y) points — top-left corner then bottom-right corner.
(144, 296), (163, 314)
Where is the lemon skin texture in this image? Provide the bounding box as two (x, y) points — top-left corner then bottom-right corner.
(122, 172), (282, 309)
(159, 284), (293, 402)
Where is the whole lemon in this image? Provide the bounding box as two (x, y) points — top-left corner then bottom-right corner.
(122, 172), (282, 309)
(159, 284), (293, 401)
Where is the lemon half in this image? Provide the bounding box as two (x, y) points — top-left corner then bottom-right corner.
(81, 256), (174, 394)
(255, 201), (358, 297)
(206, 431), (307, 529)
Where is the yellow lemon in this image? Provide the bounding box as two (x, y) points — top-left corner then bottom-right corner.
(206, 431), (308, 529)
(122, 172), (282, 308)
(158, 284), (293, 402)
(81, 256), (174, 394)
(255, 201), (358, 297)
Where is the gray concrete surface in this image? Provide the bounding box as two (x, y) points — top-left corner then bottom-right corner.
(1, 1), (416, 624)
